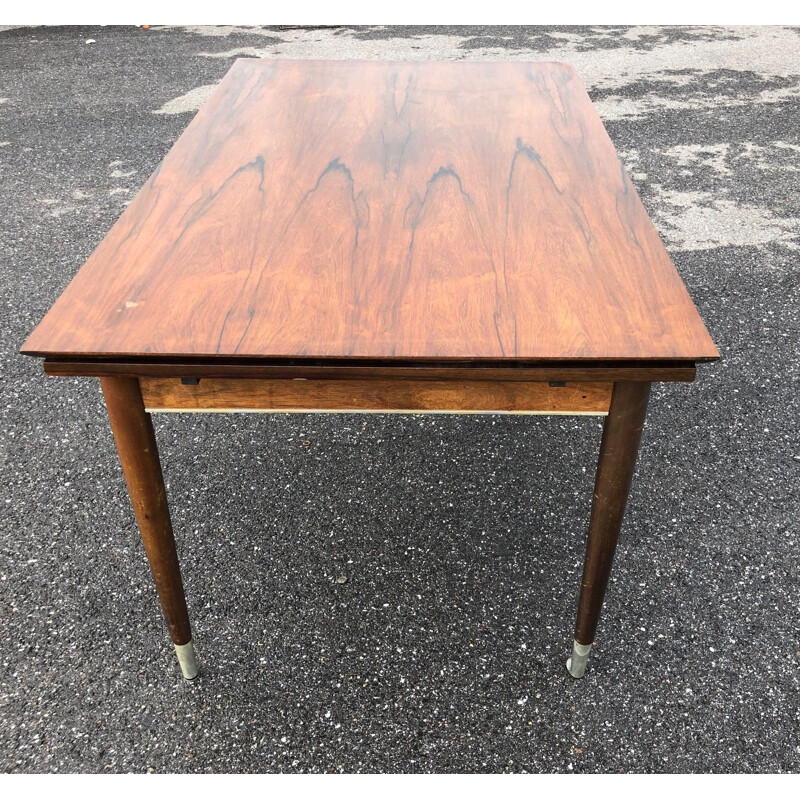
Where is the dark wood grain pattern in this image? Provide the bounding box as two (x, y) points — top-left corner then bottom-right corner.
(22, 59), (718, 365)
(139, 377), (612, 414)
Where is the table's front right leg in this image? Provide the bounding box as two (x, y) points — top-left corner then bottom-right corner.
(568, 381), (651, 678)
(100, 376), (198, 680)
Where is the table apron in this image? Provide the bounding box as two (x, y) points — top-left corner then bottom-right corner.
(43, 360), (697, 382)
(139, 377), (613, 415)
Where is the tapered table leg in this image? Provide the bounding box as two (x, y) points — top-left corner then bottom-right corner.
(101, 376), (198, 680)
(567, 381), (651, 678)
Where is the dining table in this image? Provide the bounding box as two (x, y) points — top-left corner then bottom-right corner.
(21, 58), (719, 681)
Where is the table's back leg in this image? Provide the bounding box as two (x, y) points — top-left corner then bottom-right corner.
(100, 376), (198, 680)
(567, 381), (651, 678)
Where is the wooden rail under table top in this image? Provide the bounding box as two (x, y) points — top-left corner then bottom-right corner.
(138, 377), (613, 415)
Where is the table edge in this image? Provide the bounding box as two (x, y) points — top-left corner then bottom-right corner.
(36, 356), (706, 382)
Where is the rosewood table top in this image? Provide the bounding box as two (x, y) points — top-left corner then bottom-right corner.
(22, 59), (718, 368)
(21, 59), (719, 682)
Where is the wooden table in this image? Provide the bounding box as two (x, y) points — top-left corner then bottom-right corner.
(21, 59), (718, 680)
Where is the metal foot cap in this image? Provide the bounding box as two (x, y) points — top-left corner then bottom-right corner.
(174, 639), (199, 680)
(566, 640), (592, 679)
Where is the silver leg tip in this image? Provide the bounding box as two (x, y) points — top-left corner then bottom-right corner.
(174, 639), (199, 680)
(566, 640), (592, 679)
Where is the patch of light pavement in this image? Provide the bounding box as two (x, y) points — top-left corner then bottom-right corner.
(623, 140), (800, 179)
(735, 142), (800, 172)
(163, 26), (285, 38)
(154, 83), (217, 115)
(619, 142), (800, 251)
(34, 160), (140, 217)
(594, 84), (800, 121)
(650, 187), (799, 251)
(200, 25), (797, 86)
(660, 144), (733, 177)
(153, 26), (800, 117)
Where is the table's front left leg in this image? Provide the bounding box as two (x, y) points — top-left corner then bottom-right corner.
(100, 376), (198, 680)
(567, 381), (651, 678)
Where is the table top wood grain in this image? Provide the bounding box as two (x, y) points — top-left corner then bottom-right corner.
(22, 59), (718, 367)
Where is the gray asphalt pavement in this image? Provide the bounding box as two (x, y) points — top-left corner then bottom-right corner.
(0, 25), (798, 773)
